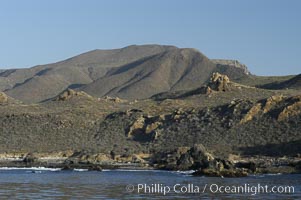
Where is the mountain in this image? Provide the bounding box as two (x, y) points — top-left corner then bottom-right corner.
(81, 48), (217, 100)
(1, 45), (176, 103)
(0, 44), (252, 103)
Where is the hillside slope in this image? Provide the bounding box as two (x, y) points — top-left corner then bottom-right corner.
(0, 75), (300, 157)
(0, 45), (255, 103)
(258, 74), (301, 90)
(82, 48), (218, 100)
(2, 45), (176, 103)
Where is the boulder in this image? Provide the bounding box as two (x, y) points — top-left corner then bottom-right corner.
(23, 153), (38, 164)
(176, 152), (194, 170)
(54, 89), (92, 101)
(190, 144), (215, 169)
(209, 72), (230, 91)
(0, 92), (8, 103)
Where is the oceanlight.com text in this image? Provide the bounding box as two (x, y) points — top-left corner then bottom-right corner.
(125, 183), (295, 196)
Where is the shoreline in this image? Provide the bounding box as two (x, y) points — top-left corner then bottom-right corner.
(0, 156), (300, 177)
(0, 146), (300, 177)
(0, 165), (300, 178)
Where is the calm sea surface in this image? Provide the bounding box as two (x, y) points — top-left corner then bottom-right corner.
(0, 168), (300, 199)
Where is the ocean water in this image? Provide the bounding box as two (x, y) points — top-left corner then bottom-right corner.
(0, 168), (300, 199)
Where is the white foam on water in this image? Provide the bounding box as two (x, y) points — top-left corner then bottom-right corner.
(0, 167), (61, 171)
(73, 169), (89, 172)
(250, 173), (283, 178)
(102, 169), (195, 176)
(265, 173), (283, 176)
(175, 170), (196, 174)
(102, 169), (163, 172)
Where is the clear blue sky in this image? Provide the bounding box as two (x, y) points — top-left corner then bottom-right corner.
(0, 0), (300, 75)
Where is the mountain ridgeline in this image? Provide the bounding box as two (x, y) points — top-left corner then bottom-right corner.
(0, 45), (254, 103)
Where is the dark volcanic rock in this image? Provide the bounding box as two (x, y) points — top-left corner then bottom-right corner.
(88, 165), (102, 171)
(152, 144), (248, 177)
(192, 168), (248, 177)
(234, 161), (257, 172)
(61, 165), (73, 170)
(23, 153), (38, 164)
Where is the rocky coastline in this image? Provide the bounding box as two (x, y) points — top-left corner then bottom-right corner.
(1, 145), (300, 177)
(0, 73), (300, 178)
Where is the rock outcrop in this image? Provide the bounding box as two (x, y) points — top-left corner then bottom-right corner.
(23, 153), (38, 164)
(54, 89), (93, 101)
(208, 72), (230, 92)
(239, 95), (301, 123)
(127, 116), (146, 138)
(278, 95), (301, 121)
(152, 144), (248, 177)
(263, 95), (284, 113)
(240, 103), (262, 124)
(62, 150), (150, 170)
(0, 92), (8, 104)
(126, 114), (163, 142)
(211, 59), (251, 75)
(103, 96), (127, 103)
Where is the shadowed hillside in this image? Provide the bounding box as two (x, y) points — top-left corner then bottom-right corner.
(257, 74), (301, 90)
(82, 48), (217, 100)
(0, 45), (251, 103)
(2, 45), (176, 103)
